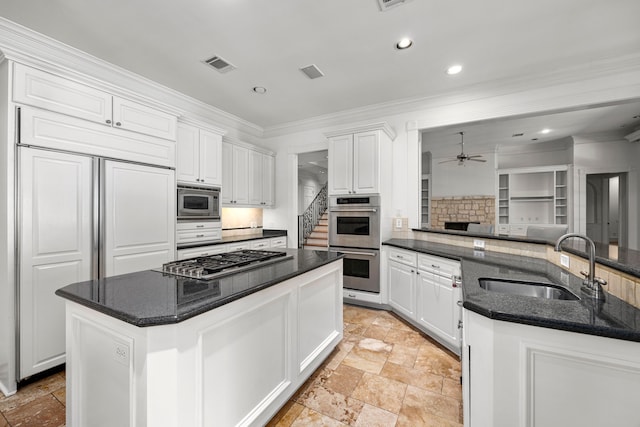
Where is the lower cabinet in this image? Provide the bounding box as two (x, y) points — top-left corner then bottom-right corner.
(463, 309), (640, 426)
(177, 236), (287, 260)
(385, 247), (462, 355)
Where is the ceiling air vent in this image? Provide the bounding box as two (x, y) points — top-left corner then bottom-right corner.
(377, 0), (410, 11)
(300, 64), (324, 80)
(203, 55), (236, 73)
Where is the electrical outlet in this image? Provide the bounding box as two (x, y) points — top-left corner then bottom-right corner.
(560, 254), (570, 268)
(473, 239), (485, 250)
(112, 341), (129, 365)
(395, 218), (403, 229)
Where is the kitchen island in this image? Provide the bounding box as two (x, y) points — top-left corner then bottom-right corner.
(56, 249), (344, 427)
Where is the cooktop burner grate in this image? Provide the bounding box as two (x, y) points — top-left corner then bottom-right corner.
(160, 249), (291, 279)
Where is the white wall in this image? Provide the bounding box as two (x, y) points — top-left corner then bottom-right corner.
(297, 170), (326, 215)
(430, 151), (496, 197)
(573, 135), (639, 249)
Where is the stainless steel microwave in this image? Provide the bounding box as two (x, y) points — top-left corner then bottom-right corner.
(177, 185), (221, 220)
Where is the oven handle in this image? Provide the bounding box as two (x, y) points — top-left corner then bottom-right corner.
(329, 208), (377, 212)
(330, 249), (377, 257)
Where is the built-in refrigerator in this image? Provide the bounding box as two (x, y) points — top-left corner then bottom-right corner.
(18, 146), (175, 379)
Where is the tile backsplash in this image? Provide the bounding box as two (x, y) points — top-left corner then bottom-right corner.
(221, 207), (263, 230)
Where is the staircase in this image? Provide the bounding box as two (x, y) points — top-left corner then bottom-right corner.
(304, 212), (329, 250)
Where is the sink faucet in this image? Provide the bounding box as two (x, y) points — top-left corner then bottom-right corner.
(554, 233), (607, 300)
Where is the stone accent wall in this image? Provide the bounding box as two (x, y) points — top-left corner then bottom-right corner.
(431, 196), (495, 230)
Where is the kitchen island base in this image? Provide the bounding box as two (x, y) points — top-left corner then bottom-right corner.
(64, 261), (343, 427)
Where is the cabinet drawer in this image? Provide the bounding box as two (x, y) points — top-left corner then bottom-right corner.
(417, 253), (460, 278)
(497, 224), (510, 235)
(176, 228), (221, 245)
(270, 237), (287, 248)
(388, 247), (417, 267)
(177, 221), (221, 232)
(250, 239), (271, 250)
(509, 224), (527, 236)
(227, 242), (250, 252)
(177, 244), (228, 260)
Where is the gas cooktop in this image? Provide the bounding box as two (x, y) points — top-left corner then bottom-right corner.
(159, 249), (292, 279)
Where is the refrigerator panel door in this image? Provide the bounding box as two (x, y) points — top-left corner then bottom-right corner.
(19, 147), (93, 378)
(103, 161), (176, 278)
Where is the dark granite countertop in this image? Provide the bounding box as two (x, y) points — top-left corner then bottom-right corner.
(56, 249), (341, 327)
(179, 229), (287, 249)
(413, 228), (640, 279)
(384, 239), (640, 343)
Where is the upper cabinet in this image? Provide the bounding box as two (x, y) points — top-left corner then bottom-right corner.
(177, 122), (224, 187)
(326, 123), (395, 195)
(222, 140), (275, 207)
(13, 63), (177, 141)
(248, 150), (275, 207)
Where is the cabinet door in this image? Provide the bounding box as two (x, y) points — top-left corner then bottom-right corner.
(232, 145), (249, 205)
(13, 63), (113, 126)
(328, 134), (353, 195)
(416, 272), (460, 348)
(112, 97), (177, 140)
(262, 154), (275, 206)
(248, 150), (264, 205)
(19, 148), (93, 378)
(221, 142), (233, 204)
(176, 123), (200, 184)
(388, 261), (416, 320)
(103, 161), (176, 277)
(200, 130), (222, 186)
(352, 131), (379, 194)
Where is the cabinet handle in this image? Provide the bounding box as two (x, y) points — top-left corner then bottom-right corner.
(196, 225), (204, 228)
(115, 121), (122, 126)
(416, 271), (420, 275)
(411, 269), (415, 273)
(106, 119), (112, 124)
(432, 264), (440, 269)
(397, 255), (404, 259)
(457, 300), (463, 307)
(347, 293), (356, 298)
(196, 234), (205, 237)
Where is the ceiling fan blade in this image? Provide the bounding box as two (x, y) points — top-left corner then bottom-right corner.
(468, 158), (487, 162)
(438, 158), (459, 164)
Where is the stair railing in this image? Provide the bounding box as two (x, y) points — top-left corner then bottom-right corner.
(299, 183), (328, 247)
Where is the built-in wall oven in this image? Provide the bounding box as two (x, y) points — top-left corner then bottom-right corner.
(329, 195), (381, 293)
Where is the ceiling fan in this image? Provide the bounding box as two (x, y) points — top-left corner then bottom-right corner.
(439, 132), (486, 165)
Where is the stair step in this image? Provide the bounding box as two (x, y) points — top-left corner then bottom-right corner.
(318, 219), (329, 226)
(313, 225), (328, 233)
(309, 231), (327, 239)
(303, 245), (328, 251)
(305, 238), (328, 247)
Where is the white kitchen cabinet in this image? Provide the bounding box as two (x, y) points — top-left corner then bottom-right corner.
(387, 248), (417, 320)
(415, 254), (462, 351)
(463, 309), (640, 427)
(176, 221), (222, 247)
(19, 148), (93, 378)
(177, 244), (228, 260)
(326, 124), (395, 196)
(250, 239), (271, 250)
(221, 142), (250, 205)
(248, 150), (276, 206)
(227, 241), (251, 252)
(103, 161), (176, 277)
(177, 122), (223, 186)
(13, 63), (177, 140)
(270, 236), (287, 248)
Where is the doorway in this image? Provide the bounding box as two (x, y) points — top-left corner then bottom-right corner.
(586, 173), (628, 247)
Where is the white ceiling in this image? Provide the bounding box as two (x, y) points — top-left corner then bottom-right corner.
(422, 101), (640, 156)
(1, 0), (639, 131)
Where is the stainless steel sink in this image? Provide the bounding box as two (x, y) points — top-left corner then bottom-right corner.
(479, 278), (579, 300)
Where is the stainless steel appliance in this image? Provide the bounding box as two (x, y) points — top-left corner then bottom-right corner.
(328, 195), (380, 249)
(329, 195), (381, 293)
(159, 249), (292, 279)
(177, 185), (221, 221)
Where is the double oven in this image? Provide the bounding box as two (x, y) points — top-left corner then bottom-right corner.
(329, 195), (380, 293)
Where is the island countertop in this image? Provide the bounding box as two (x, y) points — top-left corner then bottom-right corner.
(384, 239), (640, 343)
(55, 249), (343, 327)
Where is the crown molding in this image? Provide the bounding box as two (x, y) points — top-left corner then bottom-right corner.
(222, 135), (275, 155)
(177, 116), (227, 136)
(263, 52), (640, 138)
(0, 17), (264, 139)
(323, 122), (396, 141)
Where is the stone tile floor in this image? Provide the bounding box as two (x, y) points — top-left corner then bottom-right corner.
(0, 304), (462, 426)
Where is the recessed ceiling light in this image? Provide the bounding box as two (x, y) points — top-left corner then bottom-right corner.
(446, 64), (463, 75)
(252, 86), (267, 94)
(396, 38), (413, 50)
(540, 128), (551, 134)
